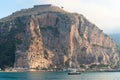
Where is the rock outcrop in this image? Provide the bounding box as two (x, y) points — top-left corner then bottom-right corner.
(0, 4), (119, 69)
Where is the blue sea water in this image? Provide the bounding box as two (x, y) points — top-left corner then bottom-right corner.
(0, 72), (120, 80)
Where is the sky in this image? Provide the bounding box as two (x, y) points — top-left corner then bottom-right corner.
(0, 0), (120, 34)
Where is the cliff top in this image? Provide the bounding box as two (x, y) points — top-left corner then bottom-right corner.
(0, 4), (67, 22)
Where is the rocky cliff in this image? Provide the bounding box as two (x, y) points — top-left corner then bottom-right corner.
(0, 4), (119, 69)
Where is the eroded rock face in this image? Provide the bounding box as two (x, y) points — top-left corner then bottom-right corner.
(0, 5), (119, 69)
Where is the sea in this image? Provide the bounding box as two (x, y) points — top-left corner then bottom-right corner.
(0, 72), (120, 80)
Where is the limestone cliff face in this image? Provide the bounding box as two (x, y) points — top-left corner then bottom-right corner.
(0, 5), (119, 69)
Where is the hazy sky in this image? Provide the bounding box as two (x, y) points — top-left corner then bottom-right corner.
(0, 0), (120, 34)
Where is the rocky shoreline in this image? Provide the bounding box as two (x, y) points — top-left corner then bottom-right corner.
(0, 68), (120, 72)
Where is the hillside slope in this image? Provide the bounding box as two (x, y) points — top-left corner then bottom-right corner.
(0, 4), (119, 69)
(109, 34), (120, 45)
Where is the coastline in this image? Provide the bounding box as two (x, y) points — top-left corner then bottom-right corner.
(0, 68), (120, 73)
